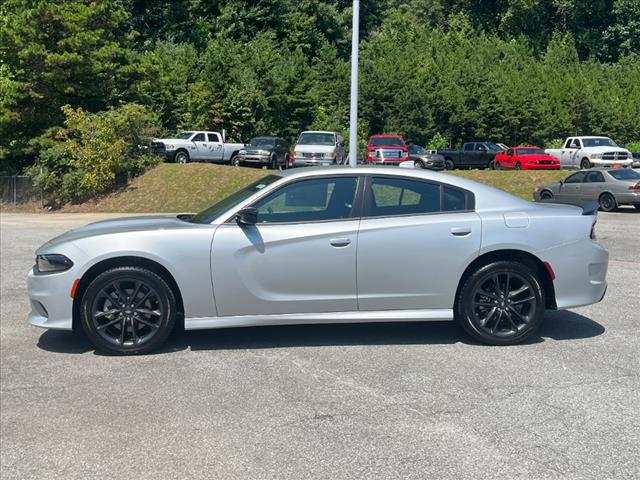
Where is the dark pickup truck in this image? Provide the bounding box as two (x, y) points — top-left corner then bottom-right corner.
(436, 142), (505, 170)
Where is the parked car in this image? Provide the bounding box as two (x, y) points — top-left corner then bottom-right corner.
(151, 131), (245, 164)
(233, 136), (290, 169)
(28, 166), (608, 354)
(545, 136), (634, 169)
(495, 146), (560, 170)
(534, 167), (640, 212)
(436, 142), (504, 170)
(407, 144), (445, 170)
(365, 134), (410, 165)
(291, 131), (345, 167)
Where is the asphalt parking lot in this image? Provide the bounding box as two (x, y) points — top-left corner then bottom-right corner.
(1, 210), (639, 480)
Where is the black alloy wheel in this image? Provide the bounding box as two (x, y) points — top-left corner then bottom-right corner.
(81, 267), (176, 355)
(457, 261), (545, 345)
(599, 193), (617, 212)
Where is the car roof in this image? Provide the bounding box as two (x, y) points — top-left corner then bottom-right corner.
(370, 134), (403, 137)
(299, 131), (336, 134)
(514, 145), (542, 149)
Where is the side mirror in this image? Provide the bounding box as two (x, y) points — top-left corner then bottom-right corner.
(236, 207), (258, 225)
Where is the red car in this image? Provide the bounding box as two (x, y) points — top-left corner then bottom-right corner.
(495, 146), (560, 170)
(365, 134), (410, 165)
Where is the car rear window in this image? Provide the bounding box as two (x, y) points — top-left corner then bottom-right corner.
(608, 169), (640, 180)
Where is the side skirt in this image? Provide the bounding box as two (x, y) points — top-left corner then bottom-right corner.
(184, 309), (454, 331)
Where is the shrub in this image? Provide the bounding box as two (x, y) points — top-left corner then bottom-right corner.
(28, 103), (161, 205)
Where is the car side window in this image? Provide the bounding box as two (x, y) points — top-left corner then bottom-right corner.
(564, 138), (573, 149)
(443, 187), (467, 211)
(192, 133), (205, 142)
(586, 171), (604, 183)
(571, 139), (581, 148)
(565, 172), (587, 183)
(251, 176), (358, 224)
(463, 143), (474, 152)
(507, 149), (514, 156)
(366, 177), (440, 217)
(207, 133), (220, 142)
(475, 143), (487, 152)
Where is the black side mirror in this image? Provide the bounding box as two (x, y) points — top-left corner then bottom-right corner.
(236, 207), (258, 225)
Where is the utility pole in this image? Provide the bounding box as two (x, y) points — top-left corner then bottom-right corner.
(348, 0), (360, 167)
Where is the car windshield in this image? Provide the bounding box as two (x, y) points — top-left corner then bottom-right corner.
(370, 137), (404, 147)
(176, 131), (195, 139)
(409, 145), (427, 154)
(249, 137), (275, 148)
(190, 175), (281, 224)
(608, 169), (640, 180)
(582, 138), (618, 148)
(297, 132), (335, 146)
(486, 143), (504, 152)
(518, 148), (545, 155)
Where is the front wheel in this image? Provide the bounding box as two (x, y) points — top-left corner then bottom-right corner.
(599, 193), (617, 212)
(634, 203), (640, 210)
(80, 267), (176, 355)
(231, 155), (242, 167)
(414, 160), (425, 169)
(175, 151), (189, 164)
(515, 162), (522, 170)
(270, 154), (278, 170)
(444, 159), (455, 170)
(581, 158), (591, 169)
(456, 261), (545, 345)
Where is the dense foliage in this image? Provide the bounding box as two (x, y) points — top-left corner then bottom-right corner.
(1, 1), (639, 189)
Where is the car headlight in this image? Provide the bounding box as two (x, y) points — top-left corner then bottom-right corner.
(259, 150), (270, 156)
(165, 144), (176, 151)
(324, 152), (337, 158)
(591, 153), (603, 159)
(35, 254), (73, 274)
(239, 150), (246, 155)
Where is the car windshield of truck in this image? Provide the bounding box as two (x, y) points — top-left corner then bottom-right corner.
(409, 145), (427, 154)
(250, 137), (275, 148)
(582, 138), (618, 148)
(486, 143), (503, 152)
(176, 131), (195, 139)
(518, 148), (545, 155)
(608, 169), (640, 180)
(190, 175), (281, 224)
(370, 137), (404, 147)
(297, 133), (335, 146)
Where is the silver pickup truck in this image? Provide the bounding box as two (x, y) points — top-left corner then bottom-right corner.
(151, 131), (246, 164)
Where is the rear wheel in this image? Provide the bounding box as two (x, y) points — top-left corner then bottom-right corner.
(581, 158), (591, 169)
(80, 267), (176, 355)
(231, 155), (242, 167)
(456, 261), (545, 345)
(599, 192), (617, 212)
(444, 159), (455, 170)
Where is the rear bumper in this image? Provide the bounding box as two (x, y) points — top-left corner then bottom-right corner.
(614, 191), (640, 205)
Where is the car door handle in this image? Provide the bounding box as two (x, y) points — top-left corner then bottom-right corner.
(450, 227), (472, 237)
(329, 238), (351, 247)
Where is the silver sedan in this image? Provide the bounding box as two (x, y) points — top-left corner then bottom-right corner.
(27, 167), (609, 354)
(534, 167), (640, 212)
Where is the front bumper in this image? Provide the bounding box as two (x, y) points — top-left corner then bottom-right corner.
(523, 163), (560, 170)
(237, 154), (270, 164)
(590, 159), (634, 167)
(292, 157), (336, 167)
(26, 267), (76, 330)
(367, 158), (409, 166)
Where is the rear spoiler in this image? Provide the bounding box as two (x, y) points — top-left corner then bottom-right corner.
(536, 199), (599, 216)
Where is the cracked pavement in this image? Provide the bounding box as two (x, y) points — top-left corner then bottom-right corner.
(1, 210), (639, 479)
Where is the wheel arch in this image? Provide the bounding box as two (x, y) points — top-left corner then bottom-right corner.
(455, 249), (557, 311)
(72, 256), (185, 333)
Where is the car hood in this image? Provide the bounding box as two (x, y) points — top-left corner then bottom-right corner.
(38, 215), (195, 252)
(153, 138), (186, 144)
(293, 145), (336, 154)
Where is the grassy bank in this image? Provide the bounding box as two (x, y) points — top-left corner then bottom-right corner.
(61, 163), (568, 213)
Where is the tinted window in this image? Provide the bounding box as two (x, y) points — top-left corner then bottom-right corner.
(586, 171), (605, 183)
(192, 133), (205, 142)
(517, 148), (545, 155)
(582, 138), (617, 148)
(475, 143), (488, 151)
(252, 177), (358, 223)
(565, 172), (587, 183)
(250, 137), (275, 148)
(369, 137), (404, 147)
(443, 187), (467, 211)
(297, 132), (335, 146)
(608, 169), (640, 180)
(367, 177), (440, 217)
(463, 143), (474, 151)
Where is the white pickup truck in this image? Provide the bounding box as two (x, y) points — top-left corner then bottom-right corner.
(545, 136), (634, 169)
(151, 131), (246, 164)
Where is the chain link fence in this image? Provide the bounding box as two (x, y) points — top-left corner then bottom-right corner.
(0, 176), (43, 206)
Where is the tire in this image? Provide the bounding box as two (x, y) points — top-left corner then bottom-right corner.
(80, 267), (176, 355)
(175, 150), (189, 164)
(495, 161), (502, 170)
(270, 154), (278, 170)
(540, 190), (553, 200)
(515, 162), (522, 170)
(444, 159), (455, 170)
(634, 204), (640, 210)
(414, 160), (426, 169)
(231, 155), (241, 167)
(456, 261), (545, 345)
(581, 158), (591, 170)
(488, 160), (496, 170)
(282, 155), (289, 170)
(598, 192), (617, 212)
(229, 154), (238, 166)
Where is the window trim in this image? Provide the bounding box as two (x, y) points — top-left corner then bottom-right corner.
(224, 175), (365, 225)
(361, 175), (475, 219)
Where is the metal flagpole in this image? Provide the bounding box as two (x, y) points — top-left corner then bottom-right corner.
(348, 0), (360, 167)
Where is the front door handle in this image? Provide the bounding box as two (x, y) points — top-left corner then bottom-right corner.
(451, 227), (472, 237)
(330, 238), (351, 247)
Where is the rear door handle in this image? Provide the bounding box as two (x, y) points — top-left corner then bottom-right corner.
(450, 227), (472, 237)
(330, 238), (351, 247)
